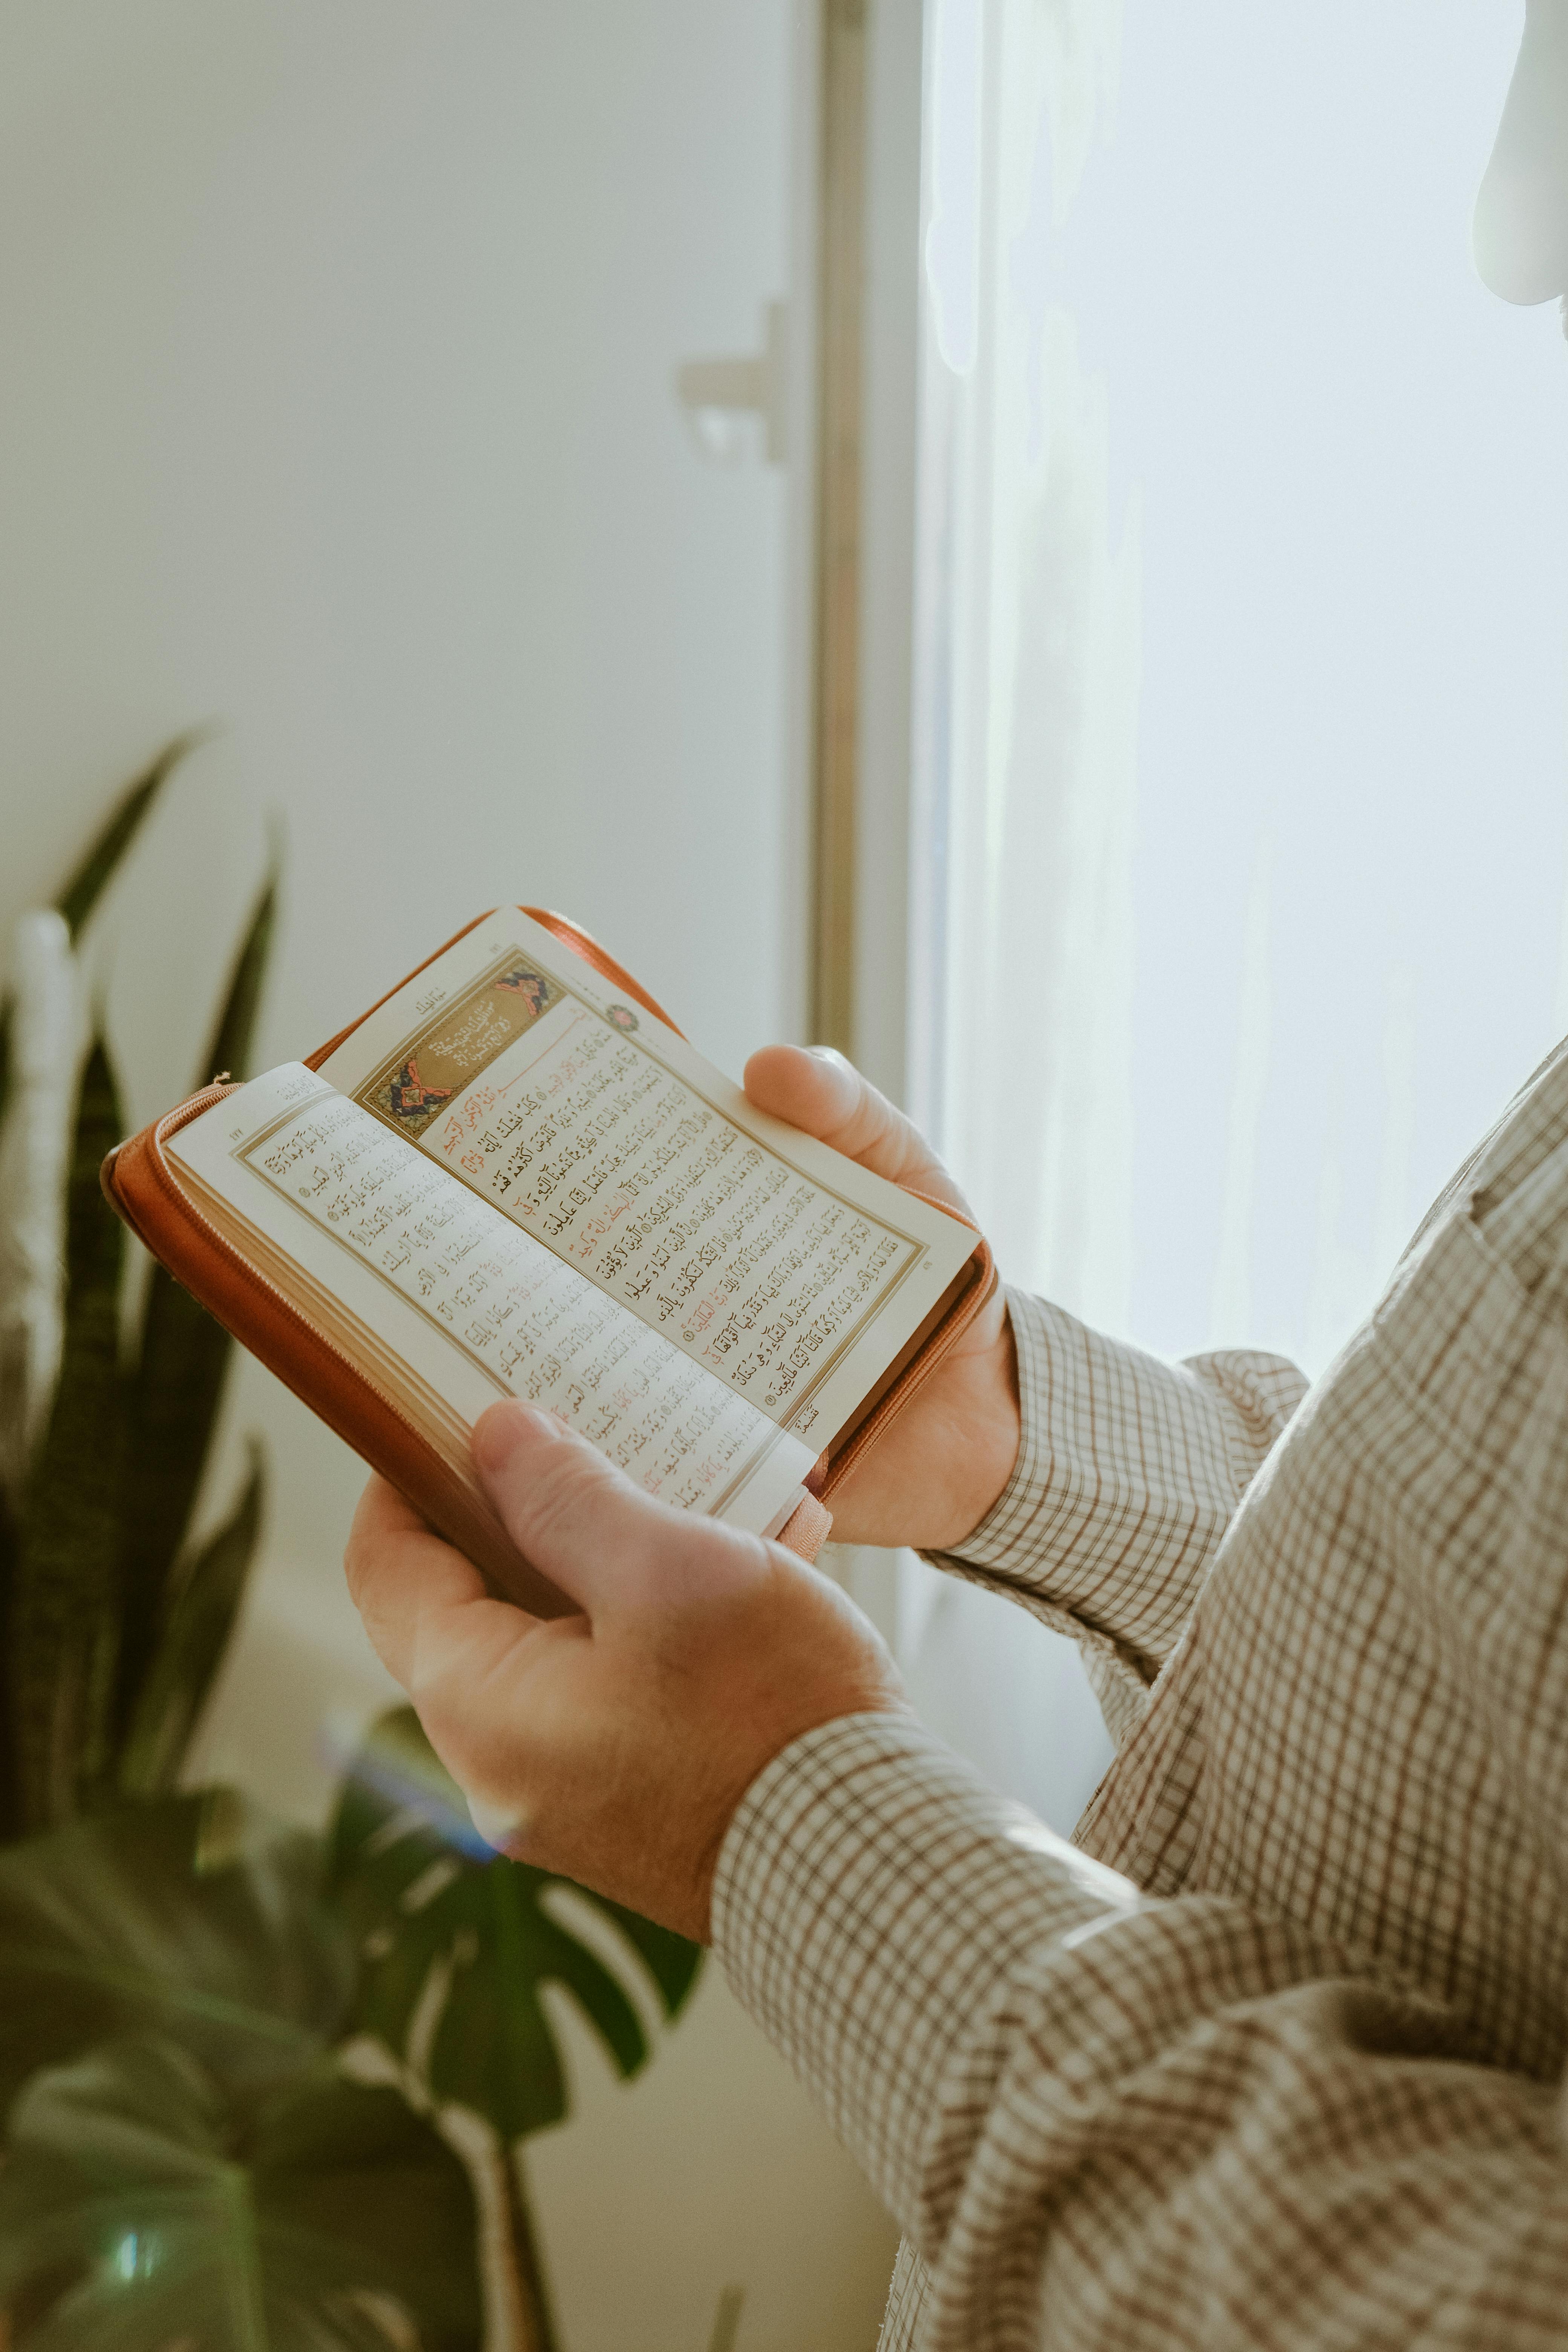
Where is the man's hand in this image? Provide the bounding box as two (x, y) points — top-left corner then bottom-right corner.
(344, 1403), (907, 1943)
(744, 1044), (1019, 1551)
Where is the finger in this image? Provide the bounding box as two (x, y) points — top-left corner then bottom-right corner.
(343, 1472), (431, 1601)
(345, 1472), (539, 1694)
(472, 1401), (758, 1616)
(743, 1044), (972, 1215)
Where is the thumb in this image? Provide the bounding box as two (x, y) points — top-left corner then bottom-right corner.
(472, 1401), (759, 1616)
(743, 1044), (974, 1218)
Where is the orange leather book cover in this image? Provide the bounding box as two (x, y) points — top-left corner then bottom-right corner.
(102, 910), (994, 1606)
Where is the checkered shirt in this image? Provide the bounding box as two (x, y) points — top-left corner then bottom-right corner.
(712, 1037), (1568, 2349)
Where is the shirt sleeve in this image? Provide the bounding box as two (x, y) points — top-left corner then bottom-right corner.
(714, 1714), (1568, 2352)
(922, 1288), (1308, 1734)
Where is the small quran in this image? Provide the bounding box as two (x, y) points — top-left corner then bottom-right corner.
(104, 910), (992, 1610)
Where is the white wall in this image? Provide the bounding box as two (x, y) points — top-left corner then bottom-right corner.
(0, 0), (813, 1628)
(0, 6), (898, 2343)
(3, 0), (810, 1734)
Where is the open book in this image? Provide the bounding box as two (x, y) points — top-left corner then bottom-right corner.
(104, 909), (992, 1611)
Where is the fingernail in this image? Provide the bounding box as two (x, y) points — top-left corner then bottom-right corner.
(517, 1403), (567, 1436)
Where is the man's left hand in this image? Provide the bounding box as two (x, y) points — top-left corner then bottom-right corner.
(344, 1401), (908, 1943)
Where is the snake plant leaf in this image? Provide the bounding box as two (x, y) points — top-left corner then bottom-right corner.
(0, 1790), (350, 2127)
(9, 1039), (128, 1831)
(117, 1449), (265, 1799)
(201, 867), (276, 1090)
(0, 735), (187, 1136)
(0, 1487), (19, 1843)
(0, 2033), (482, 2352)
(113, 873), (276, 1753)
(54, 733), (198, 945)
(327, 1708), (703, 2145)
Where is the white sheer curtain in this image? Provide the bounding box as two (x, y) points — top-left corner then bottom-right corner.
(896, 0), (1568, 1831)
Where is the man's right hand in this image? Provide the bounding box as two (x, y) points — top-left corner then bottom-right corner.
(743, 1046), (1019, 1552)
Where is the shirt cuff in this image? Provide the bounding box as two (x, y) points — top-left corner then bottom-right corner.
(710, 1710), (1135, 2228)
(924, 1287), (1302, 1694)
(920, 1289), (1164, 1730)
(945, 1284), (1064, 1574)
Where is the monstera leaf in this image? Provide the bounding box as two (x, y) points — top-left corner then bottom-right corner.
(327, 1707), (704, 2144)
(0, 1791), (347, 2125)
(0, 1790), (481, 2351)
(0, 2036), (479, 2352)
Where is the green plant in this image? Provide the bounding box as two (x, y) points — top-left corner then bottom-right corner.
(0, 756), (714, 2348)
(0, 740), (276, 1833)
(0, 1790), (482, 2349)
(329, 1707), (706, 2352)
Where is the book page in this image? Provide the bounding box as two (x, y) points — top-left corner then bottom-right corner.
(167, 1064), (815, 1541)
(317, 909), (978, 1450)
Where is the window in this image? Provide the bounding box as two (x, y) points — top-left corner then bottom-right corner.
(892, 0), (1568, 1823)
(913, 0), (1568, 1364)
